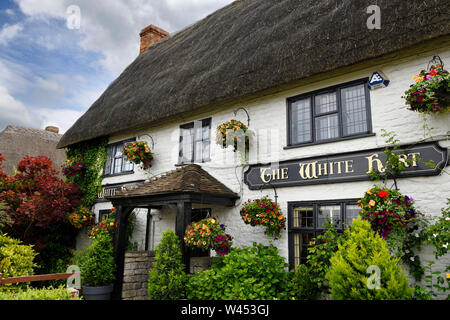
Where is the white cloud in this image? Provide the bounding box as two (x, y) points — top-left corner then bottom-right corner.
(0, 23), (24, 45)
(33, 108), (84, 134)
(14, 0), (234, 74)
(0, 86), (35, 130)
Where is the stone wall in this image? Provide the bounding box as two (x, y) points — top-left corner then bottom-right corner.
(122, 252), (213, 300)
(122, 251), (155, 300)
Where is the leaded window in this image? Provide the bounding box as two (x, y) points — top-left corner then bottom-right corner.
(288, 199), (360, 269)
(287, 80), (372, 146)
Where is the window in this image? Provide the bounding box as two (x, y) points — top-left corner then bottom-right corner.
(288, 199), (360, 269)
(179, 118), (211, 164)
(287, 79), (372, 147)
(98, 209), (112, 222)
(104, 139), (135, 176)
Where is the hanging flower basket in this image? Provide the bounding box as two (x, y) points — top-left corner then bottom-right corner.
(62, 157), (84, 178)
(216, 120), (254, 155)
(403, 64), (450, 114)
(357, 187), (418, 239)
(240, 196), (286, 240)
(122, 141), (154, 170)
(68, 205), (95, 230)
(88, 216), (118, 239)
(184, 217), (233, 256)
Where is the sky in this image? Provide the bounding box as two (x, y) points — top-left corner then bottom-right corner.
(0, 0), (234, 133)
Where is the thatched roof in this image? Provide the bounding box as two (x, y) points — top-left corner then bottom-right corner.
(110, 164), (239, 199)
(58, 0), (450, 148)
(0, 125), (66, 174)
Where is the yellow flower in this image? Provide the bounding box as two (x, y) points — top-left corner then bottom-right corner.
(366, 189), (373, 195)
(369, 200), (376, 206)
(446, 273), (450, 279)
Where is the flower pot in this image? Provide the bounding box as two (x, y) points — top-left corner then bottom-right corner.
(82, 284), (114, 300)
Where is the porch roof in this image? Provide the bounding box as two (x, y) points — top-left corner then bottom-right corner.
(106, 164), (239, 207)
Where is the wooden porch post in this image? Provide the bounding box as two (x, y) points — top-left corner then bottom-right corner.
(112, 205), (134, 300)
(175, 201), (192, 274)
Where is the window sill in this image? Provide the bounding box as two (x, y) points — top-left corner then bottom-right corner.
(284, 133), (376, 150)
(102, 170), (135, 178)
(175, 160), (211, 167)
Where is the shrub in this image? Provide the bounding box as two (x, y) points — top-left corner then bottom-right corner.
(290, 264), (321, 300)
(326, 217), (413, 300)
(290, 220), (343, 300)
(148, 229), (187, 300)
(73, 232), (115, 287)
(0, 234), (37, 279)
(187, 242), (290, 300)
(0, 202), (13, 232)
(0, 285), (81, 300)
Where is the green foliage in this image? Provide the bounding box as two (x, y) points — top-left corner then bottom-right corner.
(0, 285), (82, 300)
(0, 202), (13, 232)
(326, 217), (413, 300)
(416, 261), (450, 300)
(148, 229), (187, 300)
(289, 264), (321, 300)
(425, 200), (450, 259)
(0, 233), (37, 279)
(73, 232), (115, 287)
(290, 220), (343, 300)
(65, 138), (108, 207)
(186, 242), (291, 300)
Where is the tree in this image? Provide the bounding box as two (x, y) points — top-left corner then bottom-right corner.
(0, 154), (82, 271)
(148, 229), (187, 300)
(326, 217), (413, 300)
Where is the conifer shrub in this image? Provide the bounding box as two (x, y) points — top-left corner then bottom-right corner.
(326, 217), (413, 300)
(148, 229), (187, 300)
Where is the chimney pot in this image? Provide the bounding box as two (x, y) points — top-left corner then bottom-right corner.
(139, 24), (169, 54)
(45, 126), (59, 134)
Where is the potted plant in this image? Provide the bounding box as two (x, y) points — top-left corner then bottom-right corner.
(122, 141), (153, 170)
(67, 205), (95, 230)
(62, 156), (84, 178)
(216, 120), (254, 158)
(184, 217), (233, 256)
(74, 232), (116, 300)
(403, 64), (449, 114)
(240, 196), (286, 240)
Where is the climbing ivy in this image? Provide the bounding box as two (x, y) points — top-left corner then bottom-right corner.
(65, 138), (108, 207)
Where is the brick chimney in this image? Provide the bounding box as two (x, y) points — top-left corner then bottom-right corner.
(45, 126), (59, 134)
(139, 24), (169, 54)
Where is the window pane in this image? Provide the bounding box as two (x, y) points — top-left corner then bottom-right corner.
(194, 140), (203, 162)
(181, 127), (194, 163)
(292, 206), (314, 228)
(345, 204), (360, 227)
(315, 92), (337, 114)
(315, 114), (339, 141)
(318, 205), (341, 228)
(341, 84), (368, 136)
(293, 233), (314, 267)
(114, 157), (122, 174)
(291, 98), (311, 144)
(202, 140), (210, 161)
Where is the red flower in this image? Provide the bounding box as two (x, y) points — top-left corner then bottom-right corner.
(378, 190), (389, 198)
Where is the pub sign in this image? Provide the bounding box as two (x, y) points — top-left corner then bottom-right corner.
(244, 142), (448, 190)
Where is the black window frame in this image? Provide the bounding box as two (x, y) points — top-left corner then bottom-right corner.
(178, 118), (211, 165)
(103, 138), (136, 177)
(287, 198), (360, 270)
(286, 78), (374, 149)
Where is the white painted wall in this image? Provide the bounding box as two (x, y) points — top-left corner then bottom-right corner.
(90, 47), (450, 288)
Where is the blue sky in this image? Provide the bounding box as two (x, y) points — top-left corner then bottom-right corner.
(0, 0), (233, 133)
